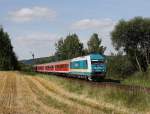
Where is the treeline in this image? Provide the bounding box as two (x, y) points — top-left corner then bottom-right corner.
(105, 17), (150, 79)
(0, 27), (19, 70)
(55, 33), (106, 60)
(107, 52), (136, 78)
(111, 17), (150, 73)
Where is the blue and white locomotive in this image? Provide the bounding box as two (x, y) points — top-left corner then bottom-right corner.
(70, 53), (106, 80)
(35, 53), (107, 81)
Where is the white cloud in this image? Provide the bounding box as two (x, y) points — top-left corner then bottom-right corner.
(72, 18), (115, 30)
(12, 32), (59, 60)
(15, 33), (57, 44)
(9, 6), (56, 22)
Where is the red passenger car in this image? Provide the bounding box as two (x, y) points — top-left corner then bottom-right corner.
(34, 60), (70, 74)
(36, 64), (45, 72)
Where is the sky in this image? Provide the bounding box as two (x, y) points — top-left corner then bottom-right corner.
(0, 0), (150, 60)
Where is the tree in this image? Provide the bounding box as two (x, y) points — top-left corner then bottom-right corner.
(0, 26), (19, 70)
(111, 17), (150, 72)
(55, 38), (65, 60)
(87, 33), (106, 54)
(107, 51), (136, 79)
(55, 34), (84, 60)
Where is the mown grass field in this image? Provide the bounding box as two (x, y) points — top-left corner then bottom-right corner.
(0, 71), (149, 114)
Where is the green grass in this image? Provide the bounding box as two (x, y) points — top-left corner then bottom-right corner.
(33, 73), (150, 113)
(105, 88), (150, 111)
(122, 71), (150, 88)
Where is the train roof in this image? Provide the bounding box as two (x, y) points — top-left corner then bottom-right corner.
(71, 53), (105, 61)
(34, 59), (71, 66)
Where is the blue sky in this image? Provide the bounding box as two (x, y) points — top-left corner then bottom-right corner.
(0, 0), (150, 60)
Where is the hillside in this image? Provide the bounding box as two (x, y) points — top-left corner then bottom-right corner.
(0, 71), (149, 114)
(20, 56), (56, 65)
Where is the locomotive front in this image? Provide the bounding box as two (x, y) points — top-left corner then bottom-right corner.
(70, 53), (106, 81)
(89, 54), (106, 80)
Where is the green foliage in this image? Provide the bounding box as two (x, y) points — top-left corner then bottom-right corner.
(55, 38), (64, 60)
(0, 27), (19, 70)
(123, 71), (150, 87)
(20, 62), (33, 72)
(106, 88), (150, 111)
(55, 34), (84, 60)
(107, 52), (136, 79)
(87, 33), (106, 54)
(111, 17), (150, 72)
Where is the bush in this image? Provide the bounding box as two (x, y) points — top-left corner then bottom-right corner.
(106, 54), (136, 79)
(19, 62), (33, 72)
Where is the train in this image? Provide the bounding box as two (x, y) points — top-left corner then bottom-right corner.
(34, 53), (107, 81)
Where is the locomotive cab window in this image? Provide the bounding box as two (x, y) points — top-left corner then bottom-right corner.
(91, 60), (104, 64)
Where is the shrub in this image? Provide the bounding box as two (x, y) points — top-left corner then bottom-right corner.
(106, 54), (136, 79)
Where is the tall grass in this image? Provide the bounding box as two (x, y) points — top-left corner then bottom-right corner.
(37, 73), (150, 113)
(122, 71), (150, 87)
(106, 88), (150, 111)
